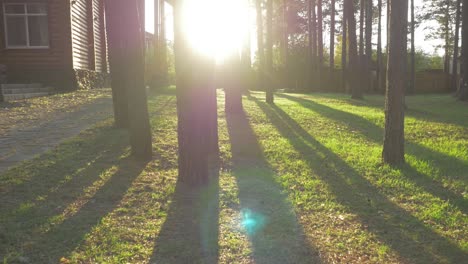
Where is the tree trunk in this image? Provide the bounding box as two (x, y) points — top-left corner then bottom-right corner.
(256, 0), (265, 91)
(311, 0), (317, 63)
(104, 0), (129, 129)
(453, 0), (461, 92)
(383, 0), (408, 165)
(120, 0), (153, 160)
(409, 0), (415, 94)
(317, 0), (324, 88)
(459, 0), (468, 100)
(342, 4), (348, 92)
(174, 0), (218, 185)
(346, 0), (362, 99)
(377, 0), (382, 92)
(153, 0), (160, 87)
(359, 0), (365, 58)
(365, 0), (372, 91)
(225, 54), (243, 113)
(266, 0), (274, 104)
(444, 1), (450, 78)
(283, 0), (289, 89)
(308, 0), (313, 86)
(330, 0), (336, 82)
(159, 0), (168, 85)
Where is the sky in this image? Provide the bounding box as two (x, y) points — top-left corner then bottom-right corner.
(144, 0), (445, 56)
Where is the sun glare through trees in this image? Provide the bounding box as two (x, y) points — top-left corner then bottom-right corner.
(181, 0), (250, 63)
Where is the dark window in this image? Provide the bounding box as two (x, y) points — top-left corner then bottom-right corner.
(3, 3), (49, 48)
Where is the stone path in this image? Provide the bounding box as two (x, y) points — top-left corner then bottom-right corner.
(0, 97), (113, 174)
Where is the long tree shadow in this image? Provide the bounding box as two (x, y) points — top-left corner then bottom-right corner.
(253, 97), (467, 263)
(0, 125), (149, 263)
(150, 174), (220, 263)
(25, 157), (148, 262)
(297, 93), (468, 127)
(277, 93), (468, 214)
(226, 111), (321, 264)
(0, 126), (128, 215)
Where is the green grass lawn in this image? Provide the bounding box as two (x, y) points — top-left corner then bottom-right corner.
(1, 89), (467, 263)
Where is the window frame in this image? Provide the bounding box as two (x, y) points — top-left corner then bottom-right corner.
(3, 3), (49, 49)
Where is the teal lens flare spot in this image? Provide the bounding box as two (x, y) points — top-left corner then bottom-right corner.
(241, 208), (266, 236)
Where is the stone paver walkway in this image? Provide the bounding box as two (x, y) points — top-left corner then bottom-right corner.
(0, 97), (113, 174)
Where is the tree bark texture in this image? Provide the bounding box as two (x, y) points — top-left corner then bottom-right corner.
(459, 0), (468, 100)
(383, 0), (408, 165)
(453, 0), (461, 92)
(225, 54), (244, 113)
(266, 0), (274, 104)
(256, 0), (265, 91)
(159, 0), (168, 85)
(377, 0), (383, 92)
(409, 0), (415, 94)
(365, 0), (373, 91)
(174, 0), (218, 185)
(104, 0), (129, 129)
(317, 0), (324, 68)
(345, 0), (362, 99)
(121, 0), (153, 160)
(342, 4), (348, 92)
(330, 0), (336, 79)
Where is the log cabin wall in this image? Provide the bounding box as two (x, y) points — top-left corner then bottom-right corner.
(0, 0), (109, 90)
(93, 0), (106, 73)
(0, 0), (74, 88)
(71, 0), (92, 70)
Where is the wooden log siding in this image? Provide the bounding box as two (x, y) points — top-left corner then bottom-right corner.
(71, 0), (92, 70)
(0, 0), (73, 72)
(93, 0), (106, 72)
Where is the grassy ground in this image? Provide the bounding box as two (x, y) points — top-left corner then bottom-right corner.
(0, 89), (466, 263)
(0, 89), (111, 136)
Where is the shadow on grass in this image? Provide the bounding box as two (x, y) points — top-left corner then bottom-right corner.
(225, 111), (321, 264)
(0, 126), (128, 213)
(0, 124), (149, 263)
(295, 93), (468, 127)
(277, 93), (468, 214)
(252, 97), (467, 263)
(150, 174), (220, 263)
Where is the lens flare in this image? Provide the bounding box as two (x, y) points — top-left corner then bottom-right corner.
(241, 208), (266, 236)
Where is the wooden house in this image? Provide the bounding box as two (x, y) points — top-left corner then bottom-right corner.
(0, 0), (109, 90)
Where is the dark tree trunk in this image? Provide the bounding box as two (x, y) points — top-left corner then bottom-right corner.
(312, 0), (317, 62)
(342, 4), (348, 92)
(174, 0), (218, 185)
(459, 0), (468, 100)
(365, 0), (373, 91)
(266, 0), (274, 104)
(225, 54), (243, 113)
(409, 0), (415, 94)
(256, 0), (265, 91)
(377, 0), (383, 92)
(453, 0), (461, 92)
(121, 0), (153, 160)
(383, 0), (408, 165)
(359, 0), (365, 58)
(159, 0), (168, 85)
(104, 0), (129, 129)
(330, 0), (336, 80)
(317, 0), (324, 86)
(283, 0), (289, 89)
(153, 0), (160, 87)
(443, 1), (450, 77)
(346, 0), (362, 99)
(308, 0), (313, 86)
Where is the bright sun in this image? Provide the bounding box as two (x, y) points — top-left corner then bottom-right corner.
(182, 0), (249, 63)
